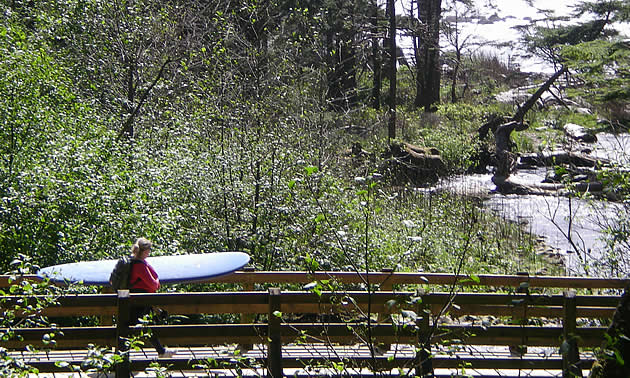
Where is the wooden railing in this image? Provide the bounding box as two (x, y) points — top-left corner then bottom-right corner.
(3, 269), (628, 289)
(1, 271), (627, 377)
(1, 269), (629, 287)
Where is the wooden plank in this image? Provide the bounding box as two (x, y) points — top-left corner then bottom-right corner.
(1, 326), (116, 348)
(3, 322), (604, 351)
(9, 344), (598, 375)
(2, 290), (612, 317)
(6, 291), (615, 318)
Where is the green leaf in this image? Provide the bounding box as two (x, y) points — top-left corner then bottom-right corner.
(305, 165), (318, 176)
(614, 349), (624, 366)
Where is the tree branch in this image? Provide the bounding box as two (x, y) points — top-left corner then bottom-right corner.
(119, 59), (172, 139)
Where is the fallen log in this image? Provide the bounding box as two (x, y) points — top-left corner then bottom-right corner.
(519, 151), (610, 168)
(492, 177), (604, 196)
(479, 67), (569, 185)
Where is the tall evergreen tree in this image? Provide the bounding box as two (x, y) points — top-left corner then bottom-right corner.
(517, 0), (628, 68)
(414, 0), (442, 112)
(519, 0), (630, 121)
(371, 0), (382, 110)
(562, 0), (630, 98)
(387, 0), (396, 138)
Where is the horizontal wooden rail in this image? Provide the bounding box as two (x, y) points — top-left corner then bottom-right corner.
(2, 291), (619, 319)
(2, 271), (629, 289)
(2, 322), (607, 355)
(219, 271), (630, 289)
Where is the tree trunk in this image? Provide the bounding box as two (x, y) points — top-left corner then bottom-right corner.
(119, 59), (170, 139)
(450, 48), (460, 103)
(387, 0), (396, 139)
(415, 0), (442, 112)
(326, 0), (358, 110)
(513, 66), (567, 122)
(371, 0), (381, 110)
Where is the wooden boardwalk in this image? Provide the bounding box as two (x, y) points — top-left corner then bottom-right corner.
(14, 343), (595, 377)
(3, 272), (622, 377)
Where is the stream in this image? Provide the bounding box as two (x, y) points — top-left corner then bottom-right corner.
(435, 133), (630, 276)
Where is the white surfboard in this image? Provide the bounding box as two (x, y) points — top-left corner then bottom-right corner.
(37, 252), (250, 286)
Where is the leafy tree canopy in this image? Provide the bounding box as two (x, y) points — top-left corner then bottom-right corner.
(518, 0), (629, 66)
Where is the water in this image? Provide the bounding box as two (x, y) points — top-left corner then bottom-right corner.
(485, 190), (621, 275)
(434, 133), (629, 276)
(592, 133), (630, 163)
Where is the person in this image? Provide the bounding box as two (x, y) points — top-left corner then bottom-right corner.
(128, 237), (176, 358)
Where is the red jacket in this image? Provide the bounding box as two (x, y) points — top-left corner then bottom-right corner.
(129, 259), (160, 293)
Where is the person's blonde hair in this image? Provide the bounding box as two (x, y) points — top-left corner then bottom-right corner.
(131, 237), (152, 257)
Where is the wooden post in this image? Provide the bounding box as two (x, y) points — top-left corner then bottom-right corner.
(377, 268), (394, 353)
(510, 272), (529, 356)
(562, 290), (580, 378)
(379, 268), (395, 291)
(115, 289), (131, 378)
(267, 288), (283, 378)
(241, 266), (256, 322)
(416, 303), (433, 377)
(236, 266), (256, 352)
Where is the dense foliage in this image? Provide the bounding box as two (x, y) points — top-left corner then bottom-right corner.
(0, 0), (548, 277)
(1, 0), (627, 279)
(1, 0), (629, 375)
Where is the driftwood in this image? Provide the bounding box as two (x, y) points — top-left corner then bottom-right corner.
(479, 66), (612, 196)
(491, 179), (604, 196)
(382, 142), (446, 184)
(479, 66), (568, 165)
(513, 66), (567, 123)
(519, 151), (609, 168)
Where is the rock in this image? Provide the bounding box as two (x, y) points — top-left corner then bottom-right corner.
(563, 123), (597, 143)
